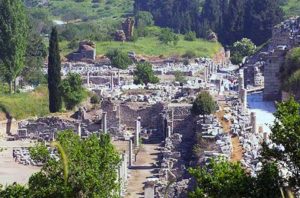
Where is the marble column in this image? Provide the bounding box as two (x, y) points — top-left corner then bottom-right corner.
(250, 112), (257, 134)
(77, 122), (81, 137)
(128, 139), (133, 167)
(102, 112), (107, 134)
(134, 117), (141, 147)
(110, 72), (114, 91)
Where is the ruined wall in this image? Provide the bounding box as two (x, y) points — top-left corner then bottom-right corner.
(101, 101), (165, 132)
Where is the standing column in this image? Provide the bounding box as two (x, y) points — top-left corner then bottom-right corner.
(171, 109), (174, 134)
(204, 66), (207, 83)
(128, 139), (133, 168)
(77, 122), (82, 137)
(102, 112), (107, 134)
(134, 117), (141, 147)
(87, 71), (90, 87)
(110, 72), (114, 91)
(241, 88), (247, 111)
(250, 112), (257, 134)
(167, 126), (172, 138)
(118, 70), (121, 86)
(238, 69), (244, 92)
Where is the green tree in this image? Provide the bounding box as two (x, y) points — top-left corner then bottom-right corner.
(188, 159), (254, 198)
(133, 62), (159, 85)
(159, 28), (179, 45)
(263, 97), (300, 188)
(60, 73), (86, 110)
(22, 31), (47, 86)
(28, 130), (121, 197)
(48, 27), (62, 113)
(0, 0), (28, 93)
(230, 38), (256, 65)
(184, 31), (197, 41)
(105, 49), (132, 70)
(0, 183), (29, 198)
(191, 91), (216, 121)
(174, 71), (187, 84)
(135, 11), (154, 28)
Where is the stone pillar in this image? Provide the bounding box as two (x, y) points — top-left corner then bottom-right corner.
(110, 72), (114, 91)
(144, 181), (155, 198)
(167, 126), (171, 138)
(171, 109), (174, 134)
(250, 112), (257, 134)
(102, 112), (107, 134)
(122, 152), (127, 182)
(238, 69), (244, 92)
(77, 123), (82, 137)
(87, 71), (90, 87)
(118, 70), (121, 86)
(204, 66), (208, 83)
(241, 88), (247, 111)
(128, 139), (133, 168)
(134, 117), (141, 147)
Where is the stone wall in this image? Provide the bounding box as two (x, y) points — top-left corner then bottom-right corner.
(101, 100), (165, 132)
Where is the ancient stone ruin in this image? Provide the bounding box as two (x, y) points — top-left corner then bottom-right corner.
(67, 40), (96, 62)
(115, 17), (135, 41)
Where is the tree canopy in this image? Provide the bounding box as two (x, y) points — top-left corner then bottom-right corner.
(191, 92), (216, 119)
(48, 27), (62, 113)
(0, 0), (28, 93)
(60, 73), (86, 110)
(188, 159), (282, 198)
(263, 97), (300, 188)
(133, 61), (159, 85)
(0, 131), (121, 197)
(230, 38), (256, 65)
(105, 49), (132, 70)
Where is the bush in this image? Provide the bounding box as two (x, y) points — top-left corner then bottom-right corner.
(184, 31), (196, 41)
(60, 73), (87, 110)
(90, 94), (101, 104)
(182, 50), (196, 59)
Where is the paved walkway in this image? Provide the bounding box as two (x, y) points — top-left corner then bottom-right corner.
(0, 140), (40, 185)
(125, 143), (160, 198)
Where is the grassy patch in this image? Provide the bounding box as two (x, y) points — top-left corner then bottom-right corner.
(282, 0), (300, 17)
(61, 35), (221, 58)
(0, 86), (49, 120)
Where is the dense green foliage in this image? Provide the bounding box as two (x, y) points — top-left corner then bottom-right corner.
(133, 62), (159, 85)
(158, 28), (179, 46)
(184, 31), (197, 41)
(60, 73), (86, 110)
(281, 47), (300, 92)
(28, 131), (121, 198)
(191, 92), (216, 119)
(0, 0), (29, 93)
(188, 160), (282, 198)
(263, 97), (300, 188)
(48, 27), (62, 113)
(134, 0), (283, 45)
(230, 38), (256, 65)
(0, 131), (121, 197)
(105, 48), (133, 70)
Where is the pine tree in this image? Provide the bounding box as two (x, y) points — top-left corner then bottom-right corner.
(244, 0), (283, 45)
(0, 0), (28, 93)
(48, 27), (62, 113)
(222, 0), (246, 45)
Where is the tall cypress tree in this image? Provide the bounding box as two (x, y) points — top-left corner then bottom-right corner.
(48, 27), (62, 113)
(0, 0), (28, 93)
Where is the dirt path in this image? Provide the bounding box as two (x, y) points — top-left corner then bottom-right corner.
(125, 143), (159, 198)
(215, 104), (243, 162)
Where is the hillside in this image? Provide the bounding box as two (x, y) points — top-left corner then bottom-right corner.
(61, 34), (221, 58)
